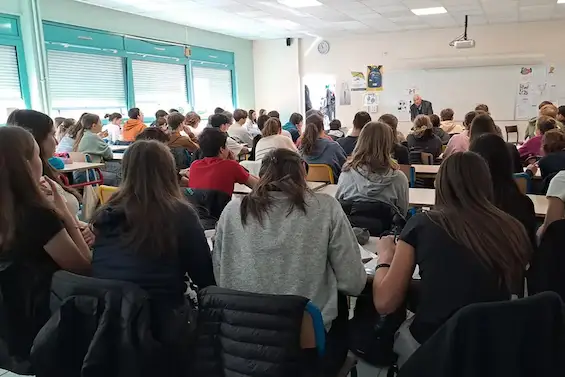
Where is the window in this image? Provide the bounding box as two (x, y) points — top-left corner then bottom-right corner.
(47, 49), (127, 119)
(0, 45), (24, 123)
(192, 66), (233, 117)
(132, 59), (189, 117)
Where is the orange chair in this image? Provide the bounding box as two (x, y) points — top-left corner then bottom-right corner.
(306, 164), (335, 184)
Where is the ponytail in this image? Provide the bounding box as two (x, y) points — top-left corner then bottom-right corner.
(300, 114), (324, 155)
(262, 117), (282, 137)
(72, 113), (100, 151)
(105, 112), (122, 122)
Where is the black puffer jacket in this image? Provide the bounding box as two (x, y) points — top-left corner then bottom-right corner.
(191, 286), (315, 377)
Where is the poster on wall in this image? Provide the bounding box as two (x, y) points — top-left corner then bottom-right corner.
(515, 66), (539, 120)
(367, 65), (384, 92)
(363, 93), (379, 107)
(350, 71), (366, 91)
(339, 81), (351, 106)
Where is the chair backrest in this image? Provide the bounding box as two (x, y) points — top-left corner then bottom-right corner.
(240, 160), (262, 176)
(513, 173), (530, 194)
(398, 292), (565, 377)
(170, 147), (191, 170)
(98, 185), (118, 204)
(339, 199), (398, 236)
(306, 164), (334, 184)
(420, 152), (433, 165)
(184, 188), (231, 230)
(505, 125), (519, 144)
(399, 165), (415, 188)
(68, 152), (86, 162)
(529, 219), (565, 300)
(302, 301), (326, 356)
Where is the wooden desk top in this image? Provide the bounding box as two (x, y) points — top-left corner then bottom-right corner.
(316, 185), (548, 217)
(233, 181), (328, 195)
(109, 144), (129, 152)
(60, 162), (105, 173)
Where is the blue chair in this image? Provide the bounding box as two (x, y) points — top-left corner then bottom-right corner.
(513, 172), (531, 194)
(304, 301), (326, 356)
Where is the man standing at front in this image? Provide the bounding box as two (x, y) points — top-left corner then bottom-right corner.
(410, 95), (434, 121)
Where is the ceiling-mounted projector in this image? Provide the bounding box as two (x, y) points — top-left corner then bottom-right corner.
(450, 15), (476, 49)
(454, 40), (476, 49)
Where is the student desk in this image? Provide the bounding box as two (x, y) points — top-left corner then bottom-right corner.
(111, 153), (124, 161)
(233, 181), (328, 195)
(109, 144), (129, 152)
(411, 164), (542, 180)
(316, 185), (548, 218)
(60, 162), (105, 173)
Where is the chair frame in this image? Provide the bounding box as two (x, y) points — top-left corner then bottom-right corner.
(306, 164), (335, 184)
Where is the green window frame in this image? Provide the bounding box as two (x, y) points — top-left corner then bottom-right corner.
(0, 14), (31, 124)
(42, 22), (237, 122)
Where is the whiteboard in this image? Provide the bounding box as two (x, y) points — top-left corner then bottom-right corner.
(378, 65), (546, 121)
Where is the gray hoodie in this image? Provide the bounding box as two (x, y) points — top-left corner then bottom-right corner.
(335, 166), (409, 216)
(300, 137), (347, 180)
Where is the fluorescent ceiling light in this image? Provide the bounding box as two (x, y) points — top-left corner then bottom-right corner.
(411, 7), (448, 16)
(558, 0), (565, 4)
(278, 0), (322, 8)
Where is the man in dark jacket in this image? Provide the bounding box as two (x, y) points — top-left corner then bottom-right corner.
(410, 95), (433, 121)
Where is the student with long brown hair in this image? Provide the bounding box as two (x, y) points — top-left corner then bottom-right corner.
(373, 152), (531, 366)
(7, 110), (95, 246)
(299, 113), (346, 179)
(91, 140), (215, 306)
(0, 126), (91, 360)
(470, 134), (536, 246)
(254, 117), (297, 161)
(213, 148), (366, 376)
(336, 121), (409, 215)
(469, 113), (522, 173)
(443, 110), (478, 158)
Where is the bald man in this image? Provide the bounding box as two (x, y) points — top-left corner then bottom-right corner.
(410, 95), (434, 121)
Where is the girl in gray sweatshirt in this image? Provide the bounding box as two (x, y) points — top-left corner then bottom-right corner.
(213, 148), (367, 329)
(335, 121), (409, 216)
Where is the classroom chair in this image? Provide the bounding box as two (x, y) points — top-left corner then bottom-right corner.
(420, 152), (434, 165)
(306, 164), (335, 184)
(397, 292), (565, 377)
(528, 219), (565, 301)
(513, 173), (531, 194)
(98, 185), (118, 204)
(193, 286), (326, 376)
(505, 125), (519, 145)
(399, 165), (416, 188)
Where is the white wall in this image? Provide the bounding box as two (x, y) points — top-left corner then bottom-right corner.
(254, 20), (565, 137)
(253, 39), (301, 122)
(1, 0), (255, 110)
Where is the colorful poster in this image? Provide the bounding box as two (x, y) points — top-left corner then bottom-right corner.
(367, 65), (383, 92)
(350, 71), (366, 91)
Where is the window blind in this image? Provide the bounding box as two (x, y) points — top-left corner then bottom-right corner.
(192, 66), (233, 113)
(132, 60), (187, 106)
(47, 49), (126, 109)
(0, 45), (22, 101)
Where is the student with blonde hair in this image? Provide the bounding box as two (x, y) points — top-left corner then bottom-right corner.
(254, 117), (297, 161)
(407, 115), (442, 162)
(336, 121), (409, 216)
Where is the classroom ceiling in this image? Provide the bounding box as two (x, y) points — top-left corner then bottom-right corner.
(75, 0), (565, 40)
